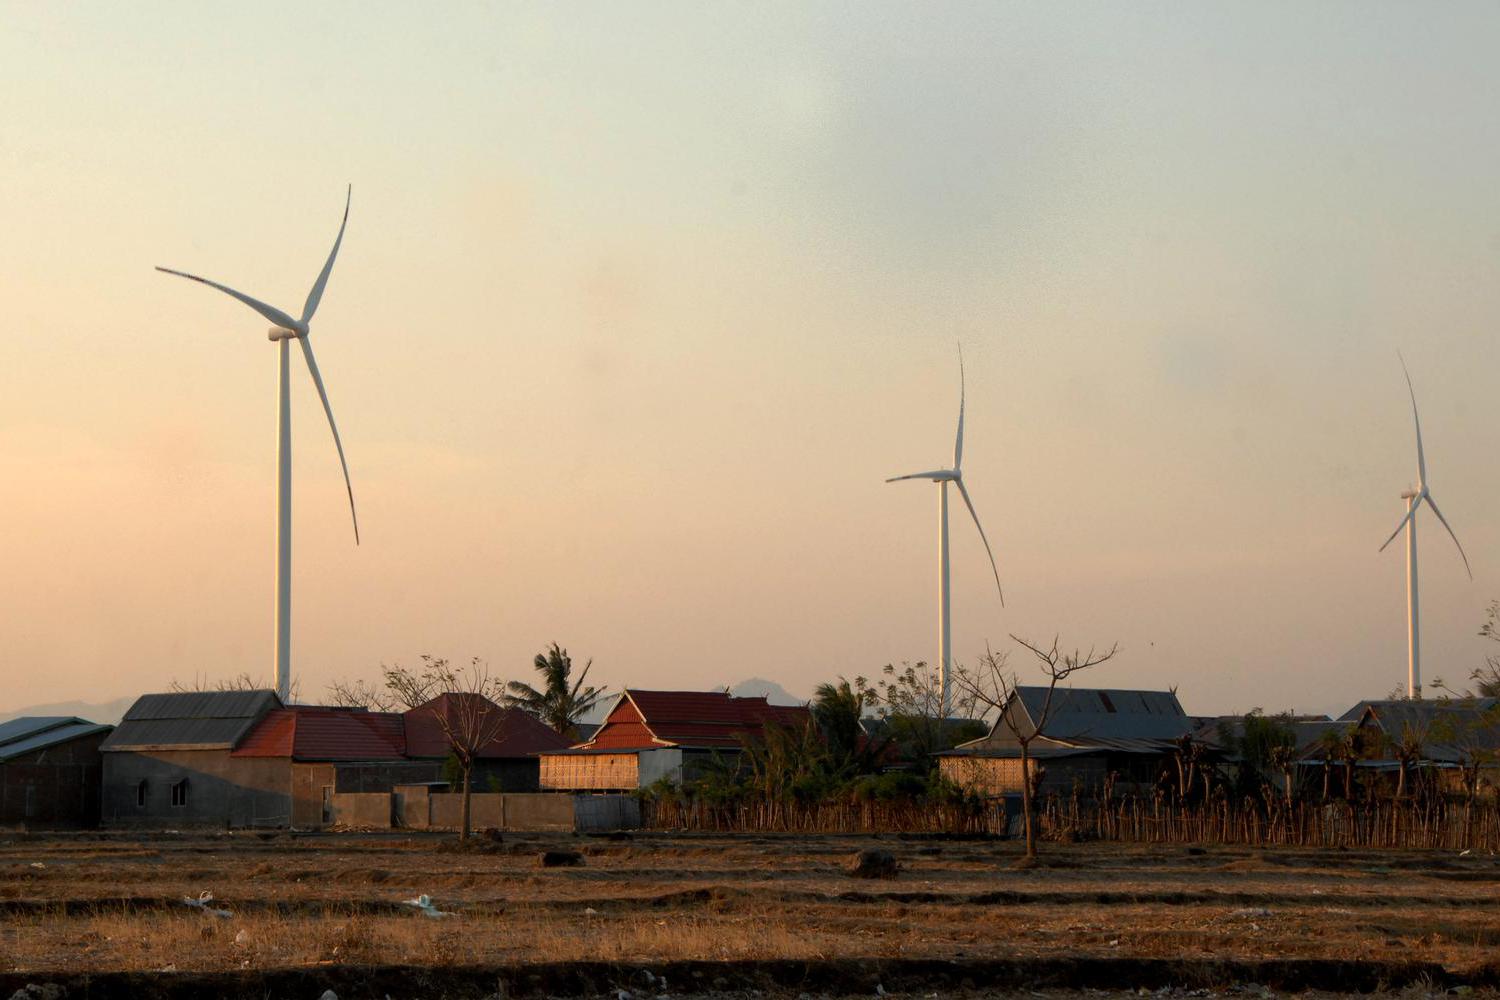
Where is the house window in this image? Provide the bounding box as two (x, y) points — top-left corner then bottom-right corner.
(136, 780), (148, 808)
(171, 780), (188, 807)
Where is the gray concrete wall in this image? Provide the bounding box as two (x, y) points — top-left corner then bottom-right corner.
(423, 792), (639, 832)
(329, 792), (393, 828)
(102, 750), (292, 828)
(291, 762), (336, 828)
(392, 784), (434, 829)
(499, 793), (576, 831)
(429, 791), (501, 829)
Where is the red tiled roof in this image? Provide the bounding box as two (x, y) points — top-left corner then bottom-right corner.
(575, 690), (812, 751)
(403, 693), (574, 759)
(232, 707), (406, 761)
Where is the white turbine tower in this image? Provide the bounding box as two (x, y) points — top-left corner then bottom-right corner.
(157, 186), (359, 704)
(887, 348), (1004, 720)
(1378, 354), (1471, 700)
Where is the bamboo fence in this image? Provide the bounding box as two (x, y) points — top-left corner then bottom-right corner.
(645, 794), (1500, 850)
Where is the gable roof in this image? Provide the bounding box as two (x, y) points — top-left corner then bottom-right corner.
(1338, 697), (1500, 723)
(232, 707), (407, 761)
(0, 717), (112, 763)
(1347, 699), (1500, 764)
(1191, 715), (1343, 756)
(952, 686), (1192, 756)
(403, 694), (574, 758)
(101, 690), (282, 752)
(569, 689), (813, 751)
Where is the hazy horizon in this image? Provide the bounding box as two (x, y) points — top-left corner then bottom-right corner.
(5, 3), (1500, 720)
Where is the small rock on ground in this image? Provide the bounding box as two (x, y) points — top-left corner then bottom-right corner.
(538, 849), (585, 868)
(846, 848), (900, 879)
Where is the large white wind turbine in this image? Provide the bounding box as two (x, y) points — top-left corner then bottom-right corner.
(157, 186), (359, 704)
(886, 348), (1004, 720)
(1377, 354), (1471, 699)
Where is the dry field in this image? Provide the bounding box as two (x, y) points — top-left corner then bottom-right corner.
(0, 830), (1497, 999)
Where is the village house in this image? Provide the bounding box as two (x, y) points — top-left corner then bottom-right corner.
(0, 716), (112, 829)
(102, 689), (574, 828)
(937, 686), (1196, 797)
(538, 689), (812, 792)
(402, 692), (572, 792)
(1318, 698), (1500, 796)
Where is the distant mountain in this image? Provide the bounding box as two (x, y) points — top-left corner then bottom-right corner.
(729, 678), (807, 706)
(0, 695), (134, 727)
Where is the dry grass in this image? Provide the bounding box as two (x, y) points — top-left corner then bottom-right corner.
(2, 832), (1499, 977)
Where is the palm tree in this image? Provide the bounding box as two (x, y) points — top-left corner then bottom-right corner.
(504, 643), (606, 738)
(813, 679), (880, 772)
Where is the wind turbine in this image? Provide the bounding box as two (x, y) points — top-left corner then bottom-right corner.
(157, 186), (359, 704)
(886, 348), (1004, 720)
(1378, 354), (1471, 700)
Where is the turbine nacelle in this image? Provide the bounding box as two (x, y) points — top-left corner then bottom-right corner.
(885, 468), (959, 483)
(268, 325), (306, 342)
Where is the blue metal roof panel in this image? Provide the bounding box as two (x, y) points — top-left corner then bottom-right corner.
(0, 720), (111, 762)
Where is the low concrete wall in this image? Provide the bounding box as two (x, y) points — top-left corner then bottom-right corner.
(329, 792), (392, 829)
(392, 784), (433, 829)
(419, 792), (639, 832)
(429, 792), (500, 829)
(500, 793), (575, 831)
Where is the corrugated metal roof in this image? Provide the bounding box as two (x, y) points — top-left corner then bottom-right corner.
(954, 686), (1192, 755)
(232, 707), (408, 760)
(1013, 686), (1191, 743)
(102, 690), (281, 751)
(1338, 697), (1500, 723)
(0, 717), (86, 746)
(122, 690), (280, 722)
(0, 719), (111, 762)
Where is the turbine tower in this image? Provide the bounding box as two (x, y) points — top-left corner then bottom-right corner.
(1378, 354), (1471, 699)
(157, 187), (360, 704)
(887, 347), (1004, 720)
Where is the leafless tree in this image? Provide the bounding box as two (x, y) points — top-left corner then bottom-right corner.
(956, 636), (1117, 859)
(325, 676), (405, 713)
(386, 656), (510, 840)
(170, 672), (301, 703)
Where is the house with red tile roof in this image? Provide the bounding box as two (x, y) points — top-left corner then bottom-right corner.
(403, 693), (573, 792)
(103, 690), (576, 829)
(539, 689), (813, 791)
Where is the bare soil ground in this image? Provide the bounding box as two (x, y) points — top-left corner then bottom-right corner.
(0, 831), (1497, 999)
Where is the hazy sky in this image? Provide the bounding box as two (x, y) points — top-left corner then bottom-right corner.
(4, 3), (1500, 718)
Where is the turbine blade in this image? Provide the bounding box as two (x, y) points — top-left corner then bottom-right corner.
(1378, 502), (1419, 554)
(953, 344), (965, 471)
(301, 185), (351, 324)
(1399, 352), (1426, 487)
(885, 470), (950, 483)
(1424, 492), (1473, 580)
(955, 477), (1004, 607)
(155, 267), (299, 331)
(297, 337), (360, 544)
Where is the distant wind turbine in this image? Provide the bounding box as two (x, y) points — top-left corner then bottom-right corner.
(156, 186), (359, 704)
(886, 347), (1004, 720)
(1377, 353), (1471, 700)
